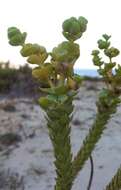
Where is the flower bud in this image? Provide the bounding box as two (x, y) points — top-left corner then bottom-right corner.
(8, 27), (27, 46)
(62, 17), (80, 35)
(104, 47), (120, 58)
(52, 41), (80, 63)
(98, 39), (110, 49)
(62, 16), (88, 41)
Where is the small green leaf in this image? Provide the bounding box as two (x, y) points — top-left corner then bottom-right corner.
(104, 47), (120, 58)
(91, 50), (100, 56)
(102, 34), (111, 41)
(52, 41), (80, 63)
(98, 39), (110, 49)
(8, 27), (27, 46)
(20, 43), (43, 57)
(38, 97), (57, 109)
(78, 16), (88, 33)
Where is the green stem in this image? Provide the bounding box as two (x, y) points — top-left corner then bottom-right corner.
(47, 102), (73, 190)
(71, 95), (119, 182)
(105, 167), (121, 190)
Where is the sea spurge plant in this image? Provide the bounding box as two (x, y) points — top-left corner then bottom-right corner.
(8, 18), (121, 190)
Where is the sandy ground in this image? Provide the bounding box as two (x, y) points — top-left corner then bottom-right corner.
(0, 81), (121, 190)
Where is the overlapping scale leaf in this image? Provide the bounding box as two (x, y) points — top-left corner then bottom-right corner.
(38, 96), (57, 110)
(102, 34), (111, 41)
(20, 43), (48, 65)
(32, 64), (53, 81)
(40, 85), (69, 96)
(8, 27), (27, 46)
(52, 41), (80, 63)
(20, 43), (42, 57)
(27, 53), (48, 65)
(67, 77), (77, 90)
(104, 62), (116, 72)
(63, 17), (81, 35)
(92, 52), (103, 67)
(67, 74), (82, 90)
(78, 16), (88, 33)
(98, 39), (110, 49)
(27, 54), (43, 64)
(62, 16), (88, 41)
(104, 47), (120, 58)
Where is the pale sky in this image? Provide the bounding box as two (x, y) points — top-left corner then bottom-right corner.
(0, 0), (121, 69)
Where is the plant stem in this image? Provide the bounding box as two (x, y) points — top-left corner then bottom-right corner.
(71, 94), (119, 182)
(105, 167), (121, 190)
(47, 101), (74, 190)
(87, 155), (94, 190)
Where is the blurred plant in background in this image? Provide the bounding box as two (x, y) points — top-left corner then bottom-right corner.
(0, 61), (17, 93)
(0, 62), (40, 97)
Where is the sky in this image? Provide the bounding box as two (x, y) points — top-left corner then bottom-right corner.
(0, 0), (121, 69)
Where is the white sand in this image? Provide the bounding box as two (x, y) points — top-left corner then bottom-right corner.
(0, 81), (121, 190)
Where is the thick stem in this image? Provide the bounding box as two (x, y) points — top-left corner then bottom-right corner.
(105, 167), (121, 190)
(72, 94), (119, 181)
(47, 102), (73, 190)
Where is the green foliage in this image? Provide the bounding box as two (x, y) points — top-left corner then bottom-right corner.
(8, 27), (27, 46)
(52, 41), (80, 63)
(0, 63), (17, 92)
(62, 16), (88, 41)
(8, 17), (121, 190)
(105, 167), (121, 190)
(72, 93), (120, 180)
(104, 47), (120, 58)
